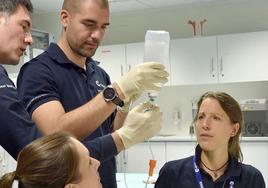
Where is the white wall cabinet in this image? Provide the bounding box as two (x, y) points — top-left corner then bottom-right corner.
(217, 31), (268, 83)
(170, 31), (268, 86)
(170, 36), (218, 85)
(93, 44), (126, 82)
(94, 31), (268, 86)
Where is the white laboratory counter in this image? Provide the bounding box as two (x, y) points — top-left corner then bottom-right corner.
(149, 135), (268, 142)
(116, 173), (158, 188)
(121, 135), (268, 184)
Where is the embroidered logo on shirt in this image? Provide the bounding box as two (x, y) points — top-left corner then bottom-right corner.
(229, 181), (234, 188)
(95, 80), (106, 92)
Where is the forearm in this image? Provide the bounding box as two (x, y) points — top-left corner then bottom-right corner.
(112, 110), (127, 131)
(61, 94), (116, 139)
(33, 94), (117, 140)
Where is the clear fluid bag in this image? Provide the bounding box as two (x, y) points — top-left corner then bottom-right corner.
(143, 30), (170, 102)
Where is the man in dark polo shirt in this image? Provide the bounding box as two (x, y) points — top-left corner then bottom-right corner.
(17, 0), (168, 187)
(0, 0), (40, 159)
(0, 0), (120, 163)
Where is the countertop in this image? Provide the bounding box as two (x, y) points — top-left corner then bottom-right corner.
(149, 135), (268, 142)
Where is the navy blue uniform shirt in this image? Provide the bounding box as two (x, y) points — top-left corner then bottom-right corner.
(17, 43), (118, 188)
(0, 65), (40, 159)
(155, 145), (266, 188)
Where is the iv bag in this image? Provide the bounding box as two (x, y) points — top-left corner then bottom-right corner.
(143, 30), (170, 101)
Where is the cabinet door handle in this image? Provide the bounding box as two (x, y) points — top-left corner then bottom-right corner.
(220, 57), (224, 77)
(210, 57), (215, 77)
(128, 64), (131, 71)
(120, 64), (124, 76)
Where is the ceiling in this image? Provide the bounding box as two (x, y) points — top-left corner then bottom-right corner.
(32, 0), (228, 14)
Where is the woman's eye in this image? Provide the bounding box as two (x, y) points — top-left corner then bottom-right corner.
(101, 25), (107, 30)
(213, 116), (221, 120)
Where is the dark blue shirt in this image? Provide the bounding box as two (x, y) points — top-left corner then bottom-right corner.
(155, 145), (266, 188)
(0, 65), (40, 159)
(17, 43), (118, 188)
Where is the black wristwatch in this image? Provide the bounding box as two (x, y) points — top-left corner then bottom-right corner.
(102, 85), (124, 107)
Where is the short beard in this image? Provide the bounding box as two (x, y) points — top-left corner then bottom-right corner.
(73, 45), (97, 58)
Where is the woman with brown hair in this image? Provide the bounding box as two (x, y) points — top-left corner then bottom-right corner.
(155, 91), (265, 188)
(0, 132), (102, 188)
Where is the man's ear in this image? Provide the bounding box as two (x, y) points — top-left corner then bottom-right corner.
(0, 13), (5, 25)
(60, 9), (70, 29)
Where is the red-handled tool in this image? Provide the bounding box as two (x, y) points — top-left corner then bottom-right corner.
(200, 19), (207, 36)
(188, 20), (196, 36)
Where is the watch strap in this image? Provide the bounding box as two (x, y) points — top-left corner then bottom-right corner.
(112, 96), (124, 107)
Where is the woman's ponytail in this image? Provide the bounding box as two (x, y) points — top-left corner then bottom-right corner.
(0, 171), (17, 188)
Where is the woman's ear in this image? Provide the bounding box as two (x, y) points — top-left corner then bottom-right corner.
(231, 123), (240, 137)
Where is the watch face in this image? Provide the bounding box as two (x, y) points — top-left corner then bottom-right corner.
(103, 87), (115, 100)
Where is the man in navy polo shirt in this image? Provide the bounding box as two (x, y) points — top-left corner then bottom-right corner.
(17, 0), (169, 187)
(0, 0), (40, 159)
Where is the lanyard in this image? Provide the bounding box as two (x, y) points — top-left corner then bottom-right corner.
(192, 156), (235, 188)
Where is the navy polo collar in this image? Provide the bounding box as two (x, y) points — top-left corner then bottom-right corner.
(0, 65), (8, 76)
(46, 43), (96, 74)
(195, 145), (241, 181)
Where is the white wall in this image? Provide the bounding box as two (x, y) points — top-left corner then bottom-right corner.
(32, 0), (268, 45)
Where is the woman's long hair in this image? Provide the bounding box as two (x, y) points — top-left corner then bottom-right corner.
(0, 132), (81, 188)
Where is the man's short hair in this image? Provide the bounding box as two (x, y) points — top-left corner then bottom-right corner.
(0, 0), (33, 14)
(62, 0), (109, 14)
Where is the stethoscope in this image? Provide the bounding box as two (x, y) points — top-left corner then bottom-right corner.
(192, 155), (235, 188)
